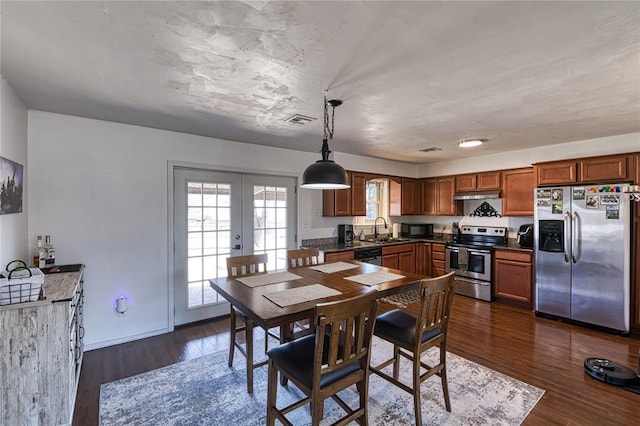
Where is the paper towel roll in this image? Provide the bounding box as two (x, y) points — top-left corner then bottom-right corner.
(392, 223), (399, 238)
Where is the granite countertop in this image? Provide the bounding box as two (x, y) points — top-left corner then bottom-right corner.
(304, 235), (533, 254)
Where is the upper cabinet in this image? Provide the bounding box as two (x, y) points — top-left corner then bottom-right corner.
(390, 178), (421, 216)
(422, 177), (462, 216)
(455, 171), (501, 191)
(350, 172), (367, 216)
(322, 171), (368, 217)
(502, 168), (534, 216)
(535, 153), (634, 186)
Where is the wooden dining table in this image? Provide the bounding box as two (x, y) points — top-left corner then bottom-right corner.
(209, 260), (427, 336)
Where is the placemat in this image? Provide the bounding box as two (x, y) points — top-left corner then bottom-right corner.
(308, 261), (360, 274)
(345, 271), (406, 286)
(263, 284), (341, 307)
(237, 271), (302, 288)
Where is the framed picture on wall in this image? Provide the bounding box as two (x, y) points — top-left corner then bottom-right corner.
(0, 156), (23, 215)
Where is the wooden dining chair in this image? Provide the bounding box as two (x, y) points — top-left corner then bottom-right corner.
(226, 253), (277, 393)
(369, 271), (456, 426)
(266, 290), (379, 426)
(287, 248), (321, 268)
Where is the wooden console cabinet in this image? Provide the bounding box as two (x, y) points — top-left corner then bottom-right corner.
(1, 267), (85, 425)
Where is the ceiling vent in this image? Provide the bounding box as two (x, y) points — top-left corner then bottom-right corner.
(419, 147), (442, 153)
(284, 114), (316, 125)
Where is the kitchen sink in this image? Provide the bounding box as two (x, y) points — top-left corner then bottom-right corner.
(362, 237), (412, 244)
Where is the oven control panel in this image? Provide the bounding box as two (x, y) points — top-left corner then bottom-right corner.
(460, 226), (506, 237)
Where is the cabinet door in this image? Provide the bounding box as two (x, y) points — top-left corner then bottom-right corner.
(322, 176), (352, 216)
(535, 160), (577, 186)
(579, 154), (630, 183)
(421, 179), (437, 215)
(502, 168), (534, 216)
(477, 171), (501, 189)
(436, 177), (460, 216)
(350, 173), (367, 216)
(389, 178), (402, 216)
(455, 174), (477, 191)
(382, 253), (399, 269)
(401, 178), (421, 215)
(415, 242), (432, 276)
(399, 251), (415, 273)
(494, 250), (532, 306)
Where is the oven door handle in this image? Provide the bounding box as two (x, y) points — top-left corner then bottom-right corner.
(447, 247), (491, 255)
(453, 276), (490, 286)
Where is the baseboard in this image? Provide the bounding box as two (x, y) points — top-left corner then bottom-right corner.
(84, 327), (171, 351)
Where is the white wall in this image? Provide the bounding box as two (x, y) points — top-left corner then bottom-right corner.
(27, 111), (412, 349)
(417, 132), (640, 177)
(0, 75), (28, 268)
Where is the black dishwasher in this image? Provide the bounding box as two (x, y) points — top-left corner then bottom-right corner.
(354, 246), (382, 266)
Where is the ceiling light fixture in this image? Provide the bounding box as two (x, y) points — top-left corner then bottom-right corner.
(300, 91), (350, 189)
(458, 139), (485, 148)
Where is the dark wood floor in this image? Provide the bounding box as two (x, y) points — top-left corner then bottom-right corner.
(73, 296), (640, 425)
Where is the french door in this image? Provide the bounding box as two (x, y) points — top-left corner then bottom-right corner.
(173, 168), (297, 325)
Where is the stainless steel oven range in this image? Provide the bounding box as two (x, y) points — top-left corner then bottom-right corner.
(445, 225), (507, 302)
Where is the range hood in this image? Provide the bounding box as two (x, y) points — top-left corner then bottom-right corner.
(453, 190), (501, 201)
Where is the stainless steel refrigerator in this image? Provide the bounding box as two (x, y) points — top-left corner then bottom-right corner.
(534, 184), (631, 333)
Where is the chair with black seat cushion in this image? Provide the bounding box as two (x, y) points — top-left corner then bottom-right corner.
(226, 253), (279, 393)
(266, 290), (379, 426)
(287, 248), (321, 268)
(369, 271), (456, 426)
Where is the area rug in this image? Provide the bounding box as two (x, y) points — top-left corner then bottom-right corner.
(99, 337), (544, 425)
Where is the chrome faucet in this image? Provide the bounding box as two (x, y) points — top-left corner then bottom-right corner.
(373, 217), (388, 239)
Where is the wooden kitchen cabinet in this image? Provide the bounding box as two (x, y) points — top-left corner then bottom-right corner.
(415, 242), (432, 276)
(322, 171), (367, 217)
(579, 154), (630, 183)
(421, 176), (461, 216)
(535, 160), (577, 186)
(436, 177), (461, 216)
(382, 243), (416, 273)
(350, 172), (367, 216)
(456, 171), (501, 191)
(421, 179), (437, 215)
(431, 243), (446, 277)
(502, 168), (535, 216)
(494, 250), (533, 308)
(535, 153), (635, 186)
(390, 178), (421, 215)
(1, 268), (85, 425)
(324, 250), (354, 262)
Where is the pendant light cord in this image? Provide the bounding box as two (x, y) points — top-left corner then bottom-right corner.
(323, 90), (335, 140)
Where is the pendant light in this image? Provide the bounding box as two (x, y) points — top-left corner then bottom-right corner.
(300, 91), (350, 189)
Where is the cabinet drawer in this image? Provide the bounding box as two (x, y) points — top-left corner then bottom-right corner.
(431, 243), (446, 253)
(382, 243), (415, 255)
(324, 251), (354, 262)
(494, 250), (531, 263)
(432, 251), (445, 261)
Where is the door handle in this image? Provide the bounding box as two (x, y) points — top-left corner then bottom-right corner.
(563, 211), (571, 263)
(572, 211), (580, 263)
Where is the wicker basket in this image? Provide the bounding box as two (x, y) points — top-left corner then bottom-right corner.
(0, 260), (45, 305)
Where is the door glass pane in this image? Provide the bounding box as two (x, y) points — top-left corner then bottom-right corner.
(253, 184), (289, 270)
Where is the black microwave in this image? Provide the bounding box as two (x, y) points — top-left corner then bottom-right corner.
(400, 223), (434, 238)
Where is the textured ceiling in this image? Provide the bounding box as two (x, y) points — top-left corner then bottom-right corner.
(1, 1), (639, 163)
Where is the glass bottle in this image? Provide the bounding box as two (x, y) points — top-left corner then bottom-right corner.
(44, 235), (56, 267)
(33, 235), (46, 268)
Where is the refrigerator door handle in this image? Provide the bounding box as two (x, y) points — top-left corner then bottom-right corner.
(572, 211), (580, 263)
(563, 211), (571, 263)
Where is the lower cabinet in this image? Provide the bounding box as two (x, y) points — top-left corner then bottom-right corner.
(324, 250), (354, 262)
(494, 250), (533, 308)
(1, 269), (85, 425)
(415, 242), (432, 276)
(431, 243), (446, 277)
(382, 243), (415, 273)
